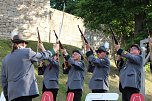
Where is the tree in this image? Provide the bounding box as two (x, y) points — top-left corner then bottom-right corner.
(50, 0), (152, 45)
(50, 0), (65, 10)
(71, 0), (152, 45)
(50, 0), (152, 67)
(50, 0), (79, 14)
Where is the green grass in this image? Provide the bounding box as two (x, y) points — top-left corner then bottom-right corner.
(0, 39), (152, 101)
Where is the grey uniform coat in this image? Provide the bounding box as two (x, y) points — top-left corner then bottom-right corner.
(43, 58), (59, 89)
(1, 48), (55, 101)
(63, 55), (85, 90)
(86, 51), (110, 91)
(117, 49), (143, 90)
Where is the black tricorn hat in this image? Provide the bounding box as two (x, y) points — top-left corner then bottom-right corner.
(72, 49), (84, 60)
(12, 34), (28, 44)
(95, 46), (107, 53)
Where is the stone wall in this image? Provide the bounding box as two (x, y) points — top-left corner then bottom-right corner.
(49, 8), (85, 48)
(0, 0), (110, 49)
(0, 0), (50, 41)
(0, 0), (85, 48)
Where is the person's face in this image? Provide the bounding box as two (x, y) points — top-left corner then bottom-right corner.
(97, 51), (106, 58)
(72, 52), (81, 61)
(130, 46), (140, 55)
(18, 42), (27, 48)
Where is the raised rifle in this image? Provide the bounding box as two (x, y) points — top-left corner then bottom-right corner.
(109, 26), (118, 45)
(77, 25), (93, 52)
(77, 25), (95, 73)
(37, 27), (45, 72)
(109, 26), (119, 67)
(53, 30), (64, 49)
(37, 27), (42, 43)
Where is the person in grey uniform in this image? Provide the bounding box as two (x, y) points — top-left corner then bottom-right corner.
(115, 44), (143, 101)
(1, 34), (59, 101)
(38, 53), (59, 101)
(61, 49), (85, 101)
(116, 55), (125, 93)
(85, 43), (110, 101)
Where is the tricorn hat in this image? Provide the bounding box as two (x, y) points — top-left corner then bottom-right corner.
(96, 46), (107, 53)
(72, 49), (84, 60)
(12, 34), (28, 44)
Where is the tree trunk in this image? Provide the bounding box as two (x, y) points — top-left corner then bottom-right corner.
(150, 41), (152, 73)
(134, 0), (149, 34)
(149, 40), (152, 73)
(134, 12), (145, 34)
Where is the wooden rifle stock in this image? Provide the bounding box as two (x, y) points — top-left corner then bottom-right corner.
(109, 27), (118, 45)
(53, 30), (64, 49)
(37, 27), (42, 43)
(77, 25), (93, 52)
(77, 25), (94, 69)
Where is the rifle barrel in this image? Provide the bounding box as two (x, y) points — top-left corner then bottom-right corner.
(110, 27), (118, 45)
(77, 25), (93, 52)
(78, 25), (88, 43)
(37, 27), (42, 43)
(53, 30), (64, 49)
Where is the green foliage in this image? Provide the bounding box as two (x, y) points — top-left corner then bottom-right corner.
(50, 0), (65, 10)
(73, 0), (152, 30)
(50, 0), (152, 48)
(145, 62), (150, 72)
(50, 0), (80, 14)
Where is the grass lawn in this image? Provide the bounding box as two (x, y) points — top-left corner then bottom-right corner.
(0, 39), (152, 101)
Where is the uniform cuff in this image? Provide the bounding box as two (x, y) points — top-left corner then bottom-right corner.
(86, 51), (93, 57)
(50, 48), (55, 56)
(117, 49), (123, 55)
(65, 55), (70, 61)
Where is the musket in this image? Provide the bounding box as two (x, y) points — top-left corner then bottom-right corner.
(109, 25), (119, 67)
(53, 30), (64, 49)
(77, 25), (93, 52)
(36, 27), (42, 67)
(109, 26), (118, 45)
(37, 27), (42, 43)
(77, 25), (95, 71)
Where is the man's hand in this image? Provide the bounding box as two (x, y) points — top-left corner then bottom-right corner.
(53, 43), (59, 53)
(114, 44), (121, 51)
(38, 42), (45, 51)
(60, 48), (68, 55)
(86, 43), (91, 51)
